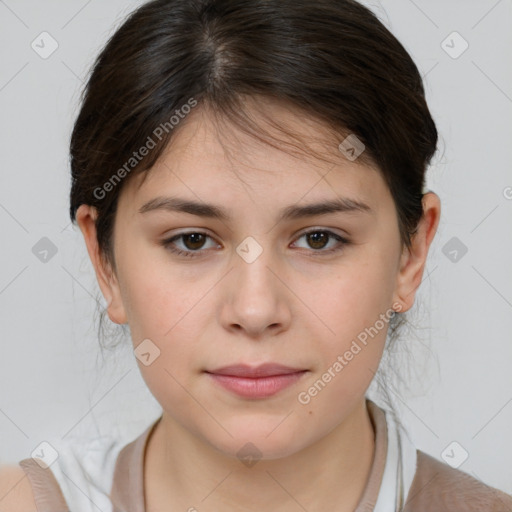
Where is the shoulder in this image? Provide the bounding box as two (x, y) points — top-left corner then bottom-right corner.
(35, 430), (131, 510)
(0, 465), (38, 512)
(403, 449), (512, 512)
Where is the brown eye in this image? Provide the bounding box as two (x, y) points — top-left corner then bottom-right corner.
(181, 233), (207, 250)
(161, 231), (218, 258)
(306, 231), (330, 250)
(292, 229), (349, 255)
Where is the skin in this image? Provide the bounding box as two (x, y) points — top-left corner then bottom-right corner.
(76, 97), (440, 511)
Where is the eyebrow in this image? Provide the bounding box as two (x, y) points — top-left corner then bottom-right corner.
(138, 195), (373, 222)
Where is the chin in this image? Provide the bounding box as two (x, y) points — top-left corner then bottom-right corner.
(203, 422), (309, 463)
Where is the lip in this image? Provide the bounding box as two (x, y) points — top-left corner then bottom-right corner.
(206, 363), (306, 378)
(205, 364), (308, 399)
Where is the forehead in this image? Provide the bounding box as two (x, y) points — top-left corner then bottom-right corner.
(119, 99), (389, 216)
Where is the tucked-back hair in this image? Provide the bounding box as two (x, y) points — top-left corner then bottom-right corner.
(69, 0), (437, 264)
(68, 0), (438, 400)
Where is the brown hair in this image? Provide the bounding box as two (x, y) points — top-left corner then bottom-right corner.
(69, 0), (438, 410)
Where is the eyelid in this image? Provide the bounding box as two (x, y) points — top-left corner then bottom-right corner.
(295, 225), (349, 238)
(163, 230), (221, 249)
(291, 228), (350, 251)
(161, 227), (350, 258)
(163, 226), (349, 241)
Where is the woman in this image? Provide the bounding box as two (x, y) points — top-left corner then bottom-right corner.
(3, 0), (511, 510)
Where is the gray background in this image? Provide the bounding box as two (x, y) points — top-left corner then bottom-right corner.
(1, 0), (511, 495)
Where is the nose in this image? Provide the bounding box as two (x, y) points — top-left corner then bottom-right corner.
(219, 245), (292, 339)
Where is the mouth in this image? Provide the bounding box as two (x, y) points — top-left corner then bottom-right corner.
(204, 363), (308, 399)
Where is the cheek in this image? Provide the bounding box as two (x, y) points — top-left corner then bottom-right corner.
(119, 254), (209, 363)
(320, 261), (395, 334)
(122, 266), (205, 417)
(295, 271), (391, 423)
(306, 257), (396, 382)
(118, 246), (192, 337)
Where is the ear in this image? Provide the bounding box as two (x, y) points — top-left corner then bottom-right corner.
(75, 204), (127, 325)
(392, 192), (441, 312)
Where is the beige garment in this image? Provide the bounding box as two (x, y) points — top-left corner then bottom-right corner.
(18, 400), (512, 511)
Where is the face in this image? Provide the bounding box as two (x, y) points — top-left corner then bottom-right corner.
(77, 98), (439, 462)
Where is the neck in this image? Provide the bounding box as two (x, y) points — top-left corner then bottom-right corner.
(144, 398), (376, 512)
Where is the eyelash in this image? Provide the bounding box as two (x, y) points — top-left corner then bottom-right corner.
(160, 229), (350, 259)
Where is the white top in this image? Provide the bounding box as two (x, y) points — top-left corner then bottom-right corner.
(45, 432), (127, 511)
(21, 399), (418, 511)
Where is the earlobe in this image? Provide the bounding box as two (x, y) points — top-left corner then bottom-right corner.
(75, 204), (128, 325)
(392, 192), (441, 312)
